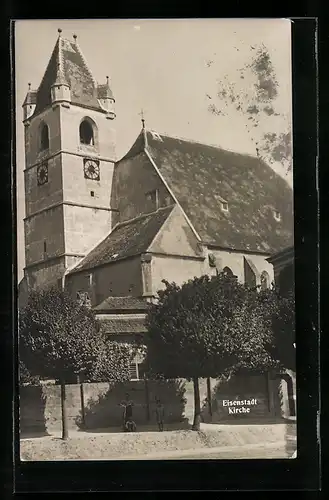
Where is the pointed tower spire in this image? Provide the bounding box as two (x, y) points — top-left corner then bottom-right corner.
(54, 61), (68, 86)
(22, 82), (37, 121)
(35, 29), (107, 114)
(50, 29), (71, 106)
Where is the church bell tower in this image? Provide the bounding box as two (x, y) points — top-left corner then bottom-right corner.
(22, 29), (117, 290)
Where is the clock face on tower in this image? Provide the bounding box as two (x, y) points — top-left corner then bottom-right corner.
(83, 158), (100, 180)
(37, 162), (48, 186)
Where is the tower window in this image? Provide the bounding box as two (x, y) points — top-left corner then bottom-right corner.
(43, 241), (47, 253)
(90, 191), (95, 197)
(243, 257), (258, 289)
(79, 119), (94, 145)
(40, 123), (49, 150)
(208, 253), (217, 268)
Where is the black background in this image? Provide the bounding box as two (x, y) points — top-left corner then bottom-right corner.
(1, 7), (322, 495)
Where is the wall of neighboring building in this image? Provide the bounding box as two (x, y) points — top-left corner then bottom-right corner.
(111, 152), (174, 227)
(268, 249), (294, 290)
(66, 256), (143, 306)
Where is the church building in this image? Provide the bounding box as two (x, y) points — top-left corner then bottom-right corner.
(20, 30), (294, 382)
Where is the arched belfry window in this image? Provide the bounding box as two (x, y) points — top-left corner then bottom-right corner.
(40, 123), (49, 150)
(79, 118), (95, 146)
(260, 270), (270, 291)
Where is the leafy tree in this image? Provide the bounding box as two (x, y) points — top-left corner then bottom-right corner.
(144, 272), (282, 431)
(206, 43), (292, 174)
(19, 286), (132, 439)
(19, 359), (40, 386)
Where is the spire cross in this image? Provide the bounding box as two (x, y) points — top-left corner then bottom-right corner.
(139, 109), (145, 129)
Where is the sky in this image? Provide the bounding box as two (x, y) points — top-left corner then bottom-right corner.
(15, 19), (293, 283)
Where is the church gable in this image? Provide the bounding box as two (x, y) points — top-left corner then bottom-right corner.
(111, 149), (174, 228)
(148, 204), (203, 259)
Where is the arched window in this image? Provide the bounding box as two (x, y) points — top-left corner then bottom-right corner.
(260, 270), (270, 291)
(40, 123), (49, 150)
(223, 266), (233, 277)
(79, 119), (95, 145)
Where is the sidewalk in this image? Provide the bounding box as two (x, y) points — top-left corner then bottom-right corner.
(115, 441), (291, 460)
(20, 421), (296, 461)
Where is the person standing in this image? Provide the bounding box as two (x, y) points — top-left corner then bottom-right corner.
(155, 398), (165, 432)
(120, 393), (134, 431)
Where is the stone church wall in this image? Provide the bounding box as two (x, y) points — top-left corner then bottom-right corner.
(151, 255), (205, 294)
(63, 204), (112, 259)
(59, 104), (116, 161)
(24, 106), (61, 170)
(24, 155), (63, 217)
(24, 205), (65, 266)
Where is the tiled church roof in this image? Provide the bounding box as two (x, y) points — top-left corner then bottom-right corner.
(120, 130), (294, 254)
(23, 90), (37, 106)
(97, 83), (114, 100)
(34, 35), (106, 114)
(94, 296), (149, 312)
(99, 317), (147, 334)
(68, 205), (174, 274)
